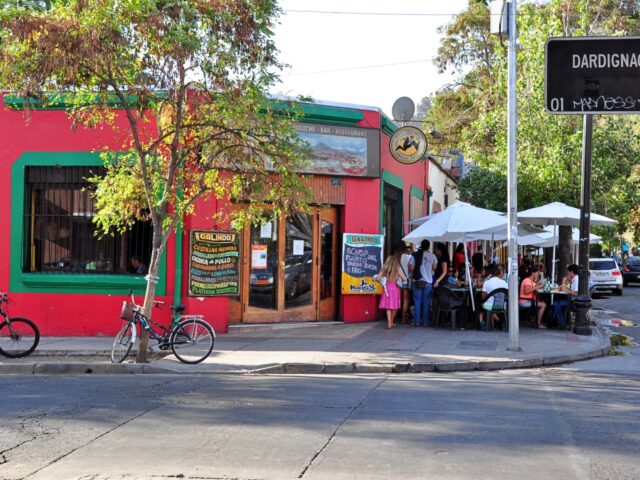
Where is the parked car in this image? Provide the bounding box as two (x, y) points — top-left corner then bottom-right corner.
(589, 258), (623, 296)
(622, 256), (640, 286)
(250, 252), (312, 298)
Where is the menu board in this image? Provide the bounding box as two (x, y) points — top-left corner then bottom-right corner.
(188, 230), (239, 296)
(341, 233), (384, 295)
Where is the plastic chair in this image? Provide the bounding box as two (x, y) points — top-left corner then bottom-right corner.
(518, 297), (538, 328)
(433, 286), (466, 330)
(482, 288), (508, 331)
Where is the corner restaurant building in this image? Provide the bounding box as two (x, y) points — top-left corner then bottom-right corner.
(0, 96), (430, 336)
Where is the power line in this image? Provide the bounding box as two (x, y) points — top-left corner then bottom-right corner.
(284, 9), (462, 17)
(286, 58), (435, 76)
(284, 9), (518, 17)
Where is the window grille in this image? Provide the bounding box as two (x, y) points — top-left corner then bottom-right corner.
(23, 166), (152, 274)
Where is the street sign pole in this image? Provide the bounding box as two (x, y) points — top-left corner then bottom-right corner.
(574, 114), (593, 335)
(507, 0), (520, 351)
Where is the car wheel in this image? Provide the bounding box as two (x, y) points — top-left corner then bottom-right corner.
(623, 280), (628, 287)
(615, 288), (623, 296)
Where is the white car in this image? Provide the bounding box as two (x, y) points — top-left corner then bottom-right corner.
(589, 258), (623, 296)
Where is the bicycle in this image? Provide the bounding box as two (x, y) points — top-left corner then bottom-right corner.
(111, 290), (215, 364)
(0, 292), (40, 358)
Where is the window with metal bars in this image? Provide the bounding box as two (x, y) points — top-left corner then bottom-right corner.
(23, 166), (152, 274)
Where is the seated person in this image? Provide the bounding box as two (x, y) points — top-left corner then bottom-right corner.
(479, 264), (508, 329)
(553, 264), (580, 328)
(130, 255), (148, 275)
(519, 265), (547, 328)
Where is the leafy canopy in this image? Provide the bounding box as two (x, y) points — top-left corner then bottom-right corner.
(426, 0), (640, 244)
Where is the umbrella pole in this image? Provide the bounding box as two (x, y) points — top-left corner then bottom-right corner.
(464, 234), (476, 312)
(551, 220), (557, 284)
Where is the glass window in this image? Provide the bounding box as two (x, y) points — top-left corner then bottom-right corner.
(284, 213), (313, 309)
(248, 220), (279, 310)
(23, 166), (152, 274)
(320, 220), (333, 300)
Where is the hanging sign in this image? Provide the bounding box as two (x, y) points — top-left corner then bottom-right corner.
(389, 126), (428, 164)
(188, 230), (239, 296)
(341, 233), (384, 295)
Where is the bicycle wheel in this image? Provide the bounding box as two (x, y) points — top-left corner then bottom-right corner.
(0, 317), (40, 358)
(170, 318), (214, 364)
(111, 321), (135, 363)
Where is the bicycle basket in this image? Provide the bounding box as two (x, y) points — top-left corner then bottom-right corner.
(120, 301), (135, 321)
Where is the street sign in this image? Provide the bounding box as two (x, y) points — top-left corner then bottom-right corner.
(545, 36), (640, 114)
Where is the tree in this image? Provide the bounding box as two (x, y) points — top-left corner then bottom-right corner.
(0, 0), (311, 362)
(428, 0), (640, 274)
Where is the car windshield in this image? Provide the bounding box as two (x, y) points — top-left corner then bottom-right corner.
(628, 257), (640, 266)
(589, 260), (617, 270)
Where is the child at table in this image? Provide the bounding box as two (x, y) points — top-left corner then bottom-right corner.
(519, 265), (547, 328)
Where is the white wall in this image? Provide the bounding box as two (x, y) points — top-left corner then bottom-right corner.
(429, 159), (459, 213)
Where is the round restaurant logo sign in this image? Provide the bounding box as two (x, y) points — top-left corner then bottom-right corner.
(389, 126), (428, 164)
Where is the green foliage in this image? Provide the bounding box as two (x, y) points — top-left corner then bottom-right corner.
(0, 0), (312, 244)
(0, 0), (312, 360)
(428, 0), (640, 240)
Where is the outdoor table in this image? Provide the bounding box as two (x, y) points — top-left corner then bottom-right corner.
(535, 289), (570, 325)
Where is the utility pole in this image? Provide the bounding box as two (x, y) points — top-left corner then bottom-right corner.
(506, 0), (520, 350)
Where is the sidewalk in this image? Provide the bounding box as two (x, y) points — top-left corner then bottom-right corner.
(0, 312), (613, 375)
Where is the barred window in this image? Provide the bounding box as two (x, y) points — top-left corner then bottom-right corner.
(23, 166), (152, 274)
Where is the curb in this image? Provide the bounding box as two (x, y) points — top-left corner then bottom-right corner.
(0, 328), (611, 376)
(0, 362), (174, 375)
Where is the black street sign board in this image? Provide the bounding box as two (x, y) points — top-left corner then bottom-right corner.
(545, 36), (640, 114)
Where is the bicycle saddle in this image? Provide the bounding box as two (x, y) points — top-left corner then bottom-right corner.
(170, 304), (186, 313)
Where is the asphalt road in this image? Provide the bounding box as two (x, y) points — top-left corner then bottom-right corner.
(1, 288), (638, 480)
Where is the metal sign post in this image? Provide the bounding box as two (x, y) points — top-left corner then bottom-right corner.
(574, 114), (593, 335)
(545, 36), (640, 335)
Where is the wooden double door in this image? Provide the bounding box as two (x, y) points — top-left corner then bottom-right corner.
(230, 207), (338, 324)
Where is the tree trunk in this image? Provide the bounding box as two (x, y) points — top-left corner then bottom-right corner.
(557, 225), (573, 284)
(135, 238), (163, 363)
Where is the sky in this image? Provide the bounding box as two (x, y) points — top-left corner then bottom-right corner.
(272, 0), (470, 119)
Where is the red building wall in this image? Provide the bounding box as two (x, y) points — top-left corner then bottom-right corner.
(0, 101), (174, 336)
(1, 99), (428, 335)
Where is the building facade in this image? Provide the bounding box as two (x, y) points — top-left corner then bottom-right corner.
(1, 96), (431, 335)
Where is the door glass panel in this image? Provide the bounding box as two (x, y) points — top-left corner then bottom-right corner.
(248, 220), (278, 310)
(320, 220), (333, 300)
(285, 213), (313, 309)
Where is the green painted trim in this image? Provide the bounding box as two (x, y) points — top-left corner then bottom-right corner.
(268, 101), (364, 126)
(410, 185), (424, 201)
(5, 94), (367, 127)
(381, 116), (397, 136)
(380, 169), (405, 236)
(3, 92), (168, 110)
(10, 152), (166, 295)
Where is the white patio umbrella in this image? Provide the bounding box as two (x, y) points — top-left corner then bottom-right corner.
(519, 226), (602, 247)
(403, 201), (507, 310)
(518, 202), (616, 283)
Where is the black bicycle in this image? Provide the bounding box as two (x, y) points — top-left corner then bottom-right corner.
(0, 292), (40, 358)
(111, 291), (215, 364)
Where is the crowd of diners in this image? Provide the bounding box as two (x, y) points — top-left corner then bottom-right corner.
(374, 241), (580, 330)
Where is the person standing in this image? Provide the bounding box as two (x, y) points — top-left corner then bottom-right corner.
(398, 243), (414, 324)
(376, 255), (406, 329)
(408, 239), (437, 327)
(453, 243), (465, 275)
(433, 242), (451, 288)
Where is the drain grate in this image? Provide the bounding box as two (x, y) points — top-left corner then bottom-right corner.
(457, 340), (498, 351)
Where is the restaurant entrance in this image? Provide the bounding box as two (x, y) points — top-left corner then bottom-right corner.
(230, 207), (338, 324)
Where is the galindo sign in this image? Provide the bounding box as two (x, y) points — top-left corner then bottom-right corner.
(545, 36), (640, 114)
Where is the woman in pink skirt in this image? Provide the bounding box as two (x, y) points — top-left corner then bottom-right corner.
(376, 255), (407, 329)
